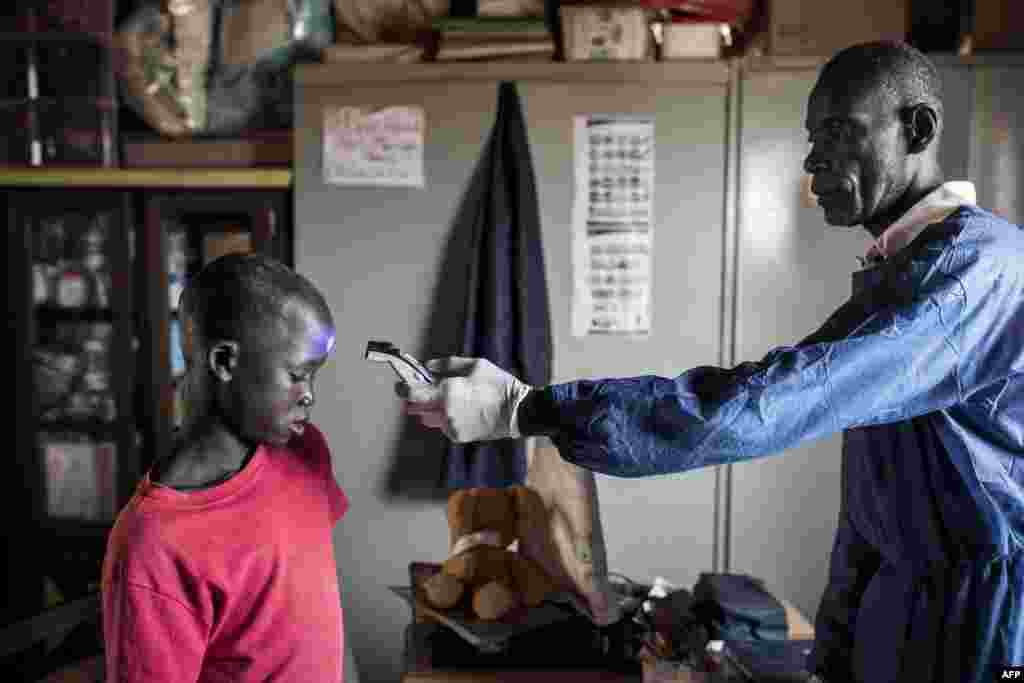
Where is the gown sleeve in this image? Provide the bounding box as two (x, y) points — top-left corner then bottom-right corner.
(528, 221), (1017, 478)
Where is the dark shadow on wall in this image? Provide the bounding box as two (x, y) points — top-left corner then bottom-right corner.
(377, 133), (488, 503)
(378, 80), (550, 500)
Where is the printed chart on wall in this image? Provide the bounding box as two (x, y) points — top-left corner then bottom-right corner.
(323, 106), (425, 188)
(572, 115), (654, 337)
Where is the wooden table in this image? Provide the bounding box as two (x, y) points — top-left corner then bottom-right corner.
(400, 621), (643, 683)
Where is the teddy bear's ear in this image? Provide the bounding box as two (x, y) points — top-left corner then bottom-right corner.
(447, 488), (475, 549)
(510, 485), (562, 580)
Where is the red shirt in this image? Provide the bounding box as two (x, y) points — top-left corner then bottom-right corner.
(102, 424), (348, 683)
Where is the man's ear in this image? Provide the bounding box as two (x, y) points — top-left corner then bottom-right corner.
(902, 104), (938, 154)
(207, 341), (240, 382)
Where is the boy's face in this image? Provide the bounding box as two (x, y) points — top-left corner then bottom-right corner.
(225, 298), (336, 448)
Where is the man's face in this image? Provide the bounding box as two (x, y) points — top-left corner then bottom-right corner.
(228, 299), (336, 447)
(803, 79), (910, 229)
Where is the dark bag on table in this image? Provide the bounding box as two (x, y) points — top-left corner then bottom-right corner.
(692, 573), (789, 642)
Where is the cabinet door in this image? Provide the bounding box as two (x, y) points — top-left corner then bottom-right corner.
(13, 189), (140, 524)
(142, 190), (290, 464)
(7, 188), (139, 630)
(732, 58), (974, 622)
(520, 75), (727, 592)
(970, 64), (1024, 225)
(733, 66), (869, 624)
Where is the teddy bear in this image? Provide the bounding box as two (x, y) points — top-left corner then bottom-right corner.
(419, 485), (561, 621)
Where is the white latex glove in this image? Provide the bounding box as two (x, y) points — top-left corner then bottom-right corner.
(399, 357), (533, 443)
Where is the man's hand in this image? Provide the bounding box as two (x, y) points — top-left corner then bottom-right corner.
(397, 357), (532, 443)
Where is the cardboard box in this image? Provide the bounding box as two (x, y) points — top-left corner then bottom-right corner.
(203, 231), (253, 265)
(973, 0), (1024, 50)
(769, 0), (909, 56)
(640, 647), (711, 682)
(660, 22), (724, 59)
(779, 596), (815, 640)
(560, 5), (653, 61)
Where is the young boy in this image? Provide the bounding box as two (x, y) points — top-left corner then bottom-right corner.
(101, 254), (347, 682)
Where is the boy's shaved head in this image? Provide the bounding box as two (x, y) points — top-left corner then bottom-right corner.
(175, 253), (335, 447)
(180, 253), (333, 355)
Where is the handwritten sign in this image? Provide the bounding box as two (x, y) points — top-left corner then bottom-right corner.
(323, 106), (425, 188)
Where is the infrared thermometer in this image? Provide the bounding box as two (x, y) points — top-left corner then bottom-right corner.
(364, 340), (435, 385)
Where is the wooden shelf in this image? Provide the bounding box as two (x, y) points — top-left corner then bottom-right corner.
(742, 51), (1024, 72)
(35, 305), (117, 323)
(0, 31), (106, 43)
(0, 167), (293, 189)
(37, 418), (125, 440)
(296, 60), (732, 87)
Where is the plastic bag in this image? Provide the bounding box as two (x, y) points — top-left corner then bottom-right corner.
(115, 0), (333, 136)
(521, 436), (623, 626)
(692, 573), (789, 641)
(330, 0), (545, 44)
(332, 0), (448, 44)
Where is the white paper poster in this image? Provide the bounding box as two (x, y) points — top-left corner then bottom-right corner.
(43, 439), (117, 521)
(572, 115), (654, 337)
(323, 106), (425, 188)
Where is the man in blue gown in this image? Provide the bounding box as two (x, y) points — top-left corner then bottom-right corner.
(401, 41), (1023, 682)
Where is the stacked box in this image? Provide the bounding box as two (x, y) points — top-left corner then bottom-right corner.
(560, 5), (654, 61)
(767, 0), (909, 56)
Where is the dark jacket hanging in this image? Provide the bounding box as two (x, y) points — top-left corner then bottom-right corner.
(444, 81), (553, 489)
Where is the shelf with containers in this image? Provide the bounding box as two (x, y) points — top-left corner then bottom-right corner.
(0, 31), (118, 167)
(11, 189), (139, 533)
(7, 186), (141, 673)
(1, 0), (119, 167)
(3, 168), (293, 671)
(150, 187), (293, 457)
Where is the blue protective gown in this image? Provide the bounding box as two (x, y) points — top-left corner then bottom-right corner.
(526, 205), (1023, 682)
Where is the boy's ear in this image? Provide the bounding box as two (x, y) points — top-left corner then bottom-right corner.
(207, 341), (240, 382)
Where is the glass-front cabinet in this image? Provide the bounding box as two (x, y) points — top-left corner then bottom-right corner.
(4, 168), (292, 678)
(12, 189), (140, 531)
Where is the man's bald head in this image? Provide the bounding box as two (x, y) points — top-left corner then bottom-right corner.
(804, 41), (947, 233)
(816, 41), (944, 134)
